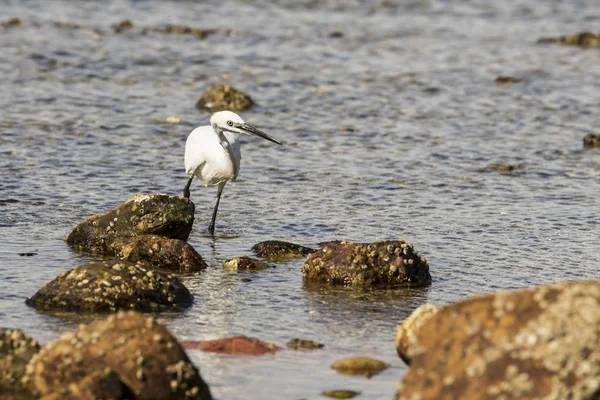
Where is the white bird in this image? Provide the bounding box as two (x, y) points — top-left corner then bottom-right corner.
(183, 110), (282, 235)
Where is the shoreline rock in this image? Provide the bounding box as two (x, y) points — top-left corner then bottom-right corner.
(195, 84), (254, 112)
(0, 328), (40, 398)
(223, 256), (272, 272)
(395, 304), (441, 365)
(252, 240), (317, 262)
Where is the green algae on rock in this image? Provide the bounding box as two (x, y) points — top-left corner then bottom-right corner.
(395, 304), (441, 365)
(0, 328), (40, 398)
(223, 256), (272, 272)
(331, 357), (389, 377)
(538, 31), (600, 47)
(302, 240), (431, 286)
(195, 84), (254, 112)
(396, 280), (600, 400)
(286, 338), (324, 350)
(252, 240), (316, 262)
(25, 260), (193, 313)
(110, 235), (208, 272)
(25, 311), (212, 400)
(322, 389), (360, 399)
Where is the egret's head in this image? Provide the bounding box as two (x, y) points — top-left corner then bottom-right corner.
(210, 111), (282, 145)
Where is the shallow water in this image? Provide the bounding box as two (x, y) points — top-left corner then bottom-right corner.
(1, 0), (600, 398)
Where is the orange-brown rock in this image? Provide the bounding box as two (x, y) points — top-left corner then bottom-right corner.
(183, 336), (281, 356)
(302, 240), (431, 286)
(395, 304), (441, 365)
(396, 280), (600, 400)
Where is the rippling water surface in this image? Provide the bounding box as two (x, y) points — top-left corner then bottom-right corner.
(1, 0), (600, 398)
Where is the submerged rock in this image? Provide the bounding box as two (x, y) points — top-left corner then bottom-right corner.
(223, 256), (272, 272)
(286, 338), (324, 350)
(322, 389), (360, 399)
(111, 19), (134, 33)
(155, 24), (213, 39)
(396, 280), (600, 400)
(495, 75), (522, 84)
(583, 133), (600, 148)
(302, 240), (431, 286)
(183, 336), (281, 356)
(0, 329), (40, 397)
(26, 311), (212, 400)
(195, 84), (254, 112)
(331, 357), (389, 377)
(25, 260), (193, 313)
(66, 193), (195, 254)
(251, 240), (316, 262)
(1, 18), (21, 28)
(486, 162), (526, 175)
(110, 235), (208, 272)
(538, 31), (600, 47)
(395, 304), (441, 365)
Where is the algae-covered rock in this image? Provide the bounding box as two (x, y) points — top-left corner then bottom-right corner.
(25, 260), (193, 313)
(0, 329), (40, 398)
(395, 304), (441, 365)
(583, 134), (600, 148)
(223, 256), (272, 272)
(322, 390), (360, 399)
(331, 357), (389, 377)
(302, 240), (431, 286)
(66, 194), (195, 253)
(286, 338), (324, 350)
(252, 240), (316, 262)
(39, 368), (129, 400)
(538, 31), (600, 47)
(396, 280), (600, 400)
(111, 19), (134, 33)
(183, 336), (281, 356)
(110, 235), (208, 272)
(195, 84), (254, 112)
(26, 311), (212, 400)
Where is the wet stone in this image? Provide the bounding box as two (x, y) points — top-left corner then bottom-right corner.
(495, 75), (522, 84)
(395, 304), (441, 365)
(195, 84), (254, 112)
(302, 240), (431, 286)
(154, 24), (213, 39)
(286, 338), (324, 350)
(538, 31), (600, 47)
(252, 240), (316, 262)
(223, 256), (272, 272)
(583, 134), (600, 148)
(39, 368), (129, 400)
(183, 336), (281, 356)
(0, 328), (40, 396)
(322, 390), (360, 399)
(25, 260), (193, 313)
(26, 311), (212, 400)
(486, 163), (526, 175)
(1, 18), (21, 28)
(112, 19), (134, 33)
(331, 357), (389, 377)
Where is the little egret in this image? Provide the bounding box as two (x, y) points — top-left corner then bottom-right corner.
(183, 111), (282, 235)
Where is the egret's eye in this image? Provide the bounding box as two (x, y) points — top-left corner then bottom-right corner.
(227, 121), (234, 127)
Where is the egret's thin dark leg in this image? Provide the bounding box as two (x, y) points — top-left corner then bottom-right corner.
(183, 176), (193, 198)
(208, 183), (225, 235)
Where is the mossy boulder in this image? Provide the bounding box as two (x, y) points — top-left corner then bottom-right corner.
(0, 329), (40, 398)
(195, 84), (254, 112)
(538, 31), (600, 47)
(110, 235), (208, 272)
(252, 240), (316, 262)
(396, 280), (600, 400)
(25, 260), (193, 313)
(302, 240), (431, 286)
(66, 194), (195, 253)
(25, 311), (212, 400)
(395, 304), (441, 365)
(223, 256), (272, 272)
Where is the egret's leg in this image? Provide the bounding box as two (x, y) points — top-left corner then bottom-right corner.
(208, 182), (226, 235)
(183, 176), (193, 198)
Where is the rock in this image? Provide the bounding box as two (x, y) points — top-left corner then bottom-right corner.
(154, 24), (213, 39)
(583, 133), (600, 148)
(538, 31), (600, 47)
(39, 368), (130, 400)
(111, 19), (133, 33)
(54, 21), (83, 29)
(330, 357), (389, 377)
(223, 256), (272, 272)
(195, 84), (254, 112)
(322, 389), (360, 399)
(286, 338), (324, 350)
(495, 75), (522, 84)
(25, 260), (193, 313)
(396, 280), (600, 400)
(302, 240), (431, 286)
(486, 163), (526, 175)
(395, 304), (441, 365)
(1, 18), (21, 28)
(26, 311), (212, 400)
(66, 193), (195, 253)
(0, 329), (40, 398)
(183, 336), (281, 356)
(251, 240), (316, 262)
(110, 235), (208, 272)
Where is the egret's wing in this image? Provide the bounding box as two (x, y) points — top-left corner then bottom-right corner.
(184, 126), (213, 176)
(224, 132), (241, 181)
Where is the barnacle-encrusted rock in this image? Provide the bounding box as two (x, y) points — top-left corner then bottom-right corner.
(67, 194), (194, 251)
(302, 240), (431, 286)
(396, 280), (600, 400)
(195, 84), (254, 112)
(331, 357), (389, 377)
(286, 338), (324, 350)
(111, 19), (133, 33)
(25, 260), (193, 313)
(395, 304), (441, 365)
(110, 235), (208, 272)
(538, 31), (600, 47)
(0, 329), (40, 397)
(183, 336), (281, 356)
(583, 134), (600, 148)
(39, 368), (129, 400)
(223, 256), (272, 272)
(26, 311), (212, 400)
(251, 240), (316, 262)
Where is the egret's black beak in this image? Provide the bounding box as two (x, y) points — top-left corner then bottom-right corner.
(238, 123), (282, 145)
